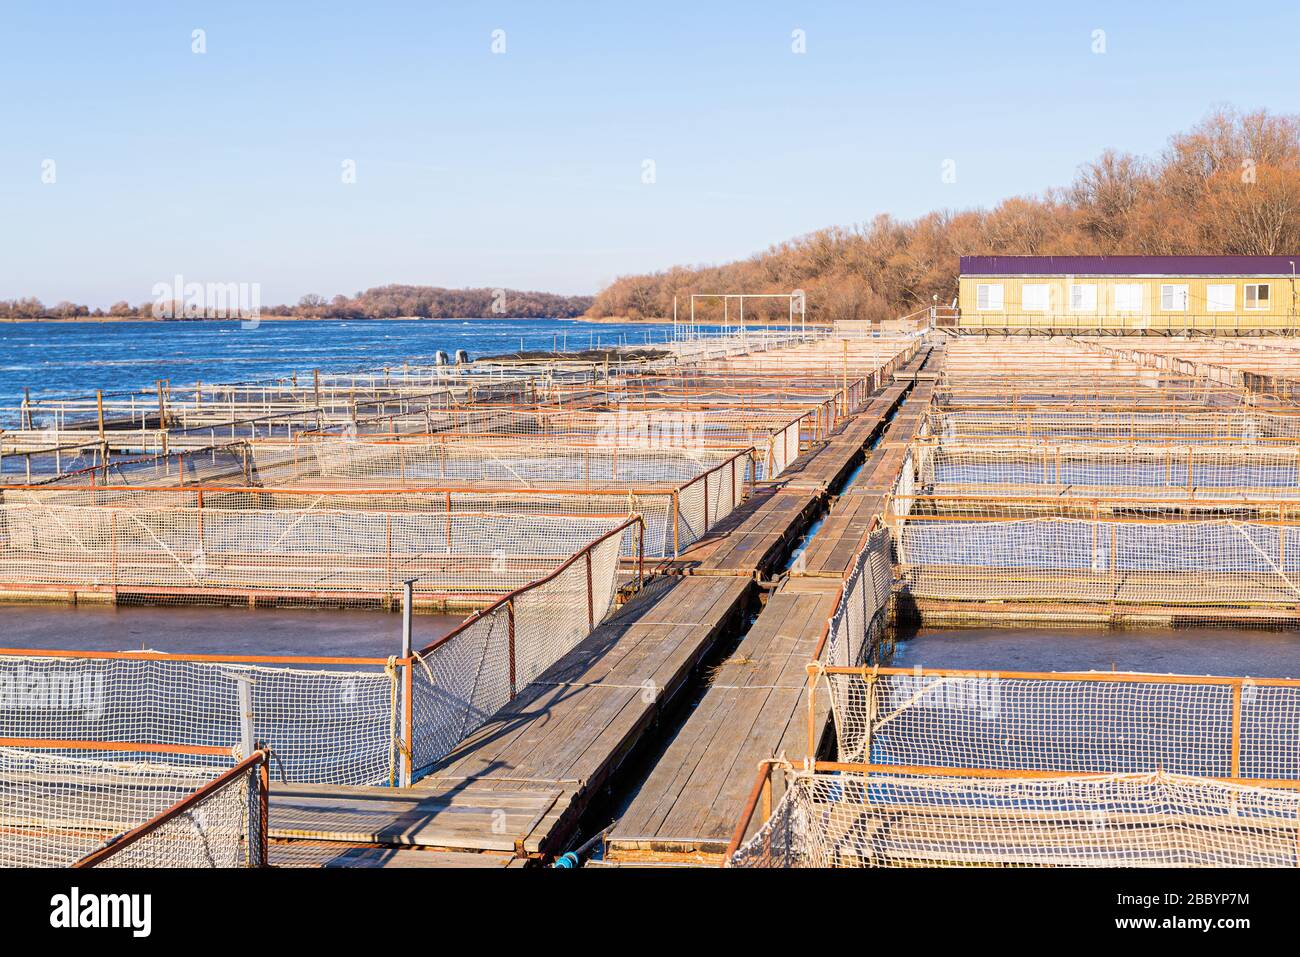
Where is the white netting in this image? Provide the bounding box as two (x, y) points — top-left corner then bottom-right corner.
(896, 514), (1300, 606)
(730, 769), (1300, 868)
(325, 408), (803, 482)
(821, 526), (893, 668)
(0, 499), (630, 599)
(920, 443), (1300, 495)
(0, 524), (629, 785)
(254, 440), (743, 488)
(821, 669), (1300, 780)
(0, 747), (259, 868)
(409, 530), (623, 772)
(0, 655), (393, 785)
(929, 410), (1300, 444)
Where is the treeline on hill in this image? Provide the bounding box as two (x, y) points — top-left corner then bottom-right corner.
(588, 108), (1300, 324)
(0, 285), (592, 320)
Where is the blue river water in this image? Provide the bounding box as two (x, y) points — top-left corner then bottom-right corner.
(0, 317), (679, 407)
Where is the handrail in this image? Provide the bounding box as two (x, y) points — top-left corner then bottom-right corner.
(73, 748), (270, 868)
(416, 515), (643, 658)
(819, 663), (1300, 687)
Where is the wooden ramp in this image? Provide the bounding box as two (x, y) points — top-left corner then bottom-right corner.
(604, 579), (841, 865)
(268, 574), (751, 865)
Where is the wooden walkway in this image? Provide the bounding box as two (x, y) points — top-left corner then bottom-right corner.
(269, 574), (751, 865)
(794, 365), (937, 578)
(605, 579), (841, 863)
(265, 341), (933, 867)
(602, 348), (943, 864)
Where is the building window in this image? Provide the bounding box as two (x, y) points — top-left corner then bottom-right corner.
(1113, 284), (1144, 313)
(1207, 284), (1235, 312)
(1245, 283), (1271, 310)
(1022, 284), (1050, 313)
(1161, 284), (1189, 311)
(976, 284), (1003, 310)
(1069, 284), (1097, 312)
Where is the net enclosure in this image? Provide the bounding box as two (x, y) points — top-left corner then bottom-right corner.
(0, 487), (640, 606)
(0, 744), (266, 868)
(727, 665), (1300, 868)
(0, 518), (636, 786)
(888, 494), (1300, 610)
(729, 766), (1300, 868)
(818, 667), (1300, 780)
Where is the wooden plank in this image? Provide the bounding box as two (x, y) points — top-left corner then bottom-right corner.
(271, 842), (518, 868)
(608, 580), (841, 859)
(269, 783), (564, 853)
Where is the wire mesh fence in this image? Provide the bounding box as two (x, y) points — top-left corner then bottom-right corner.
(892, 501), (1300, 607)
(917, 442), (1300, 496)
(0, 518), (636, 786)
(819, 667), (1300, 780)
(0, 744), (265, 868)
(0, 492), (635, 603)
(929, 409), (1300, 444)
(729, 766), (1300, 868)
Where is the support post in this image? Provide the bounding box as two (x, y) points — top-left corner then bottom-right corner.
(236, 676), (255, 760)
(399, 578), (416, 787)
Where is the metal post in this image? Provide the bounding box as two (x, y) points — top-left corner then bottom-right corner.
(399, 578), (416, 787)
(236, 676), (255, 759)
(401, 578), (415, 659)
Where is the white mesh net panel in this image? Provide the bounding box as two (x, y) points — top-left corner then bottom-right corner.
(409, 530), (624, 772)
(821, 526), (893, 668)
(822, 669), (1300, 780)
(921, 443), (1300, 496)
(0, 497), (632, 599)
(0, 522), (630, 786)
(929, 409), (1300, 444)
(0, 747), (259, 868)
(896, 513), (1300, 607)
(730, 768), (1300, 868)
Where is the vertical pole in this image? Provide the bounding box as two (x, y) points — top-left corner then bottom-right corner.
(236, 677), (255, 759)
(257, 748), (269, 867)
(586, 549), (595, 630)
(400, 578), (415, 788)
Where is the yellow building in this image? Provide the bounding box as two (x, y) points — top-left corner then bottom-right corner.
(957, 256), (1300, 333)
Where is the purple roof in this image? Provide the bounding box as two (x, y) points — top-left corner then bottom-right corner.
(961, 255), (1300, 276)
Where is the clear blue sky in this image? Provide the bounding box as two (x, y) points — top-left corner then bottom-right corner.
(1, 0), (1297, 307)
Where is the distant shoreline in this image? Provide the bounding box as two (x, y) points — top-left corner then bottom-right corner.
(0, 315), (812, 326)
(0, 315), (619, 325)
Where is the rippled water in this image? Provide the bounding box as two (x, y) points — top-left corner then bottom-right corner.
(0, 317), (678, 407)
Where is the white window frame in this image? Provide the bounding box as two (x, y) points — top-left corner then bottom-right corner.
(1069, 284), (1097, 312)
(1245, 283), (1271, 310)
(1022, 284), (1050, 313)
(1160, 284), (1189, 312)
(975, 284), (1004, 311)
(1207, 284), (1235, 312)
(1113, 284), (1144, 314)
